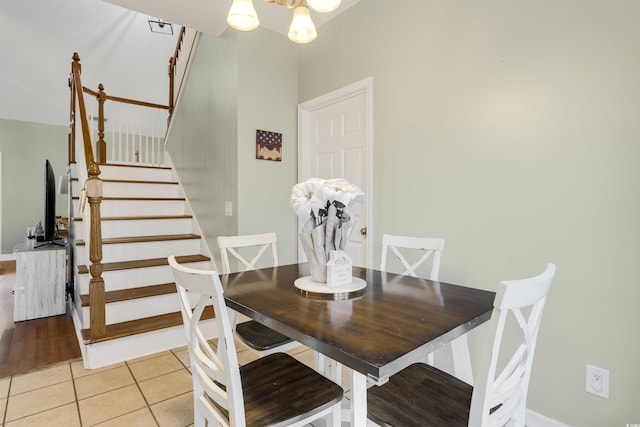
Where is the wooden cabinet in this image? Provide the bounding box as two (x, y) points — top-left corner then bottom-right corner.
(13, 238), (66, 321)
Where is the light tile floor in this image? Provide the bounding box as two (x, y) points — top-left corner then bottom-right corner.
(0, 343), (351, 427)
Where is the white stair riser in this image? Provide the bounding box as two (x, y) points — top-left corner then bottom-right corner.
(76, 261), (212, 294)
(70, 222), (83, 242)
(99, 165), (173, 182)
(70, 200), (84, 220)
(71, 199), (186, 217)
(71, 182), (181, 198)
(82, 319), (218, 370)
(75, 239), (201, 264)
(79, 293), (181, 328)
(73, 217), (194, 240)
(101, 218), (194, 238)
(105, 182), (181, 198)
(78, 290), (207, 329)
(100, 199), (186, 216)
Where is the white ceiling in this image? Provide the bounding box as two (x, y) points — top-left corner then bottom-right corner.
(0, 0), (360, 127)
(103, 0), (361, 38)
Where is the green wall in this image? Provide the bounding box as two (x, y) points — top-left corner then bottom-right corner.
(166, 28), (299, 269)
(0, 118), (69, 254)
(297, 0), (640, 425)
(166, 32), (239, 269)
(237, 28), (299, 266)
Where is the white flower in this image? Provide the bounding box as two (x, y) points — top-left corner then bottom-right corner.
(323, 180), (364, 207)
(291, 177), (364, 224)
(291, 178), (325, 219)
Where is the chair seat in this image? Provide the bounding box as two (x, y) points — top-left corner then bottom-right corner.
(236, 320), (294, 351)
(368, 363), (472, 427)
(241, 352), (344, 426)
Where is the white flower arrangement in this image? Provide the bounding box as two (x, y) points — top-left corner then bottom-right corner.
(290, 177), (364, 227)
(291, 178), (364, 282)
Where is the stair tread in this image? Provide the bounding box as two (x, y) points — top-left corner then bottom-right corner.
(79, 283), (177, 307)
(77, 254), (210, 274)
(76, 233), (200, 246)
(98, 162), (172, 170)
(102, 179), (179, 185)
(72, 196), (185, 201)
(80, 307), (215, 344)
(73, 215), (192, 222)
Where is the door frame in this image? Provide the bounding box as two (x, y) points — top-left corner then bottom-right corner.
(297, 77), (374, 268)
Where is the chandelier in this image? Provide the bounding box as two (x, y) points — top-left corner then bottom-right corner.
(227, 0), (342, 44)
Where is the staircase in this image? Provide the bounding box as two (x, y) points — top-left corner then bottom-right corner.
(69, 161), (217, 369)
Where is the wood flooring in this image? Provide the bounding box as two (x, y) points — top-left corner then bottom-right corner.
(0, 260), (81, 377)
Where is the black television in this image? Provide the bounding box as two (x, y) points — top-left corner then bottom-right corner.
(36, 160), (64, 247)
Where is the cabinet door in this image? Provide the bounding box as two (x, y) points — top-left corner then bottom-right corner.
(14, 248), (65, 321)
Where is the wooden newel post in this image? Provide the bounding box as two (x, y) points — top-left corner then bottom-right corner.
(87, 161), (106, 340)
(73, 52), (81, 73)
(97, 84), (107, 163)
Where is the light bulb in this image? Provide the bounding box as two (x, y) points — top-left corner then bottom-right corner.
(227, 0), (259, 31)
(288, 5), (317, 43)
(306, 0), (342, 13)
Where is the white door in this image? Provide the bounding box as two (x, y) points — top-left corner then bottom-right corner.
(298, 78), (373, 267)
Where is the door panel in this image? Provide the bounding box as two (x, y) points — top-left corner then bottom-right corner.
(299, 79), (373, 267)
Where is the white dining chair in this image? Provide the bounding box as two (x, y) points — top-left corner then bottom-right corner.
(380, 234), (444, 280)
(380, 234), (473, 384)
(367, 263), (556, 427)
(217, 232), (301, 356)
(168, 255), (344, 427)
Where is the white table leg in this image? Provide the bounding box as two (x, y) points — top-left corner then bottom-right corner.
(451, 334), (474, 385)
(315, 352), (326, 375)
(350, 369), (367, 426)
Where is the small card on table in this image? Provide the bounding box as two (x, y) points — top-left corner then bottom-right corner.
(326, 250), (353, 288)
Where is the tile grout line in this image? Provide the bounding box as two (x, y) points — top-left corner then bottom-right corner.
(2, 376), (12, 426)
(124, 358), (161, 426)
(69, 361), (84, 426)
(2, 361), (79, 425)
(171, 347), (190, 371)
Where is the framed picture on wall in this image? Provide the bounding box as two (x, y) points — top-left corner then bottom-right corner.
(256, 129), (282, 161)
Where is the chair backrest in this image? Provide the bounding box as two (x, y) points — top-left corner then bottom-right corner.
(469, 263), (556, 427)
(168, 255), (245, 427)
(217, 232), (278, 274)
(380, 234), (445, 280)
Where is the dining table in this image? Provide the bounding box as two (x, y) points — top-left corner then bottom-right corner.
(220, 263), (496, 426)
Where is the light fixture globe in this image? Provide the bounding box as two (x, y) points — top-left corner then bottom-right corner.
(306, 0), (342, 13)
(288, 5), (317, 43)
(227, 0), (259, 31)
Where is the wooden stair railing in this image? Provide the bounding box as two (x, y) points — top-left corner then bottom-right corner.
(69, 52), (106, 341)
(82, 85), (169, 165)
(168, 26), (185, 118)
(66, 29), (198, 344)
(169, 26), (198, 118)
(76, 26), (197, 167)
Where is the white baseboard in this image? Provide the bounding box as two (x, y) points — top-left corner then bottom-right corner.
(0, 253), (16, 261)
(527, 409), (570, 427)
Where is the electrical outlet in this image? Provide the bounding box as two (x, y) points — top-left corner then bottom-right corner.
(224, 201), (233, 217)
(586, 364), (610, 399)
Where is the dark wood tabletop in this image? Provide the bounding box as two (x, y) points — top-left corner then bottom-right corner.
(221, 263), (495, 382)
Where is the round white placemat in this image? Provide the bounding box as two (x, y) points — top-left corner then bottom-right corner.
(294, 276), (367, 299)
